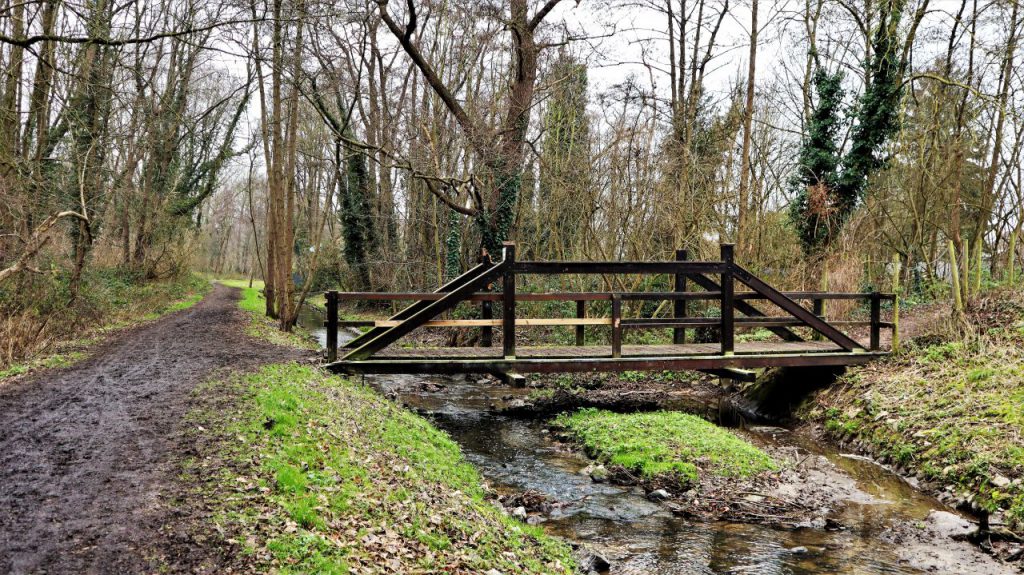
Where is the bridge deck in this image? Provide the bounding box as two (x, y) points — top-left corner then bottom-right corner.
(328, 340), (883, 375)
(372, 340), (844, 359)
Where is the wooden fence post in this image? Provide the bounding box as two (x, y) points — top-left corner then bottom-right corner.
(891, 253), (901, 351)
(325, 290), (339, 362)
(481, 300), (493, 347)
(575, 300), (585, 346)
(869, 291), (881, 351)
(502, 242), (516, 359)
(479, 249), (493, 347)
(611, 294), (622, 358)
(812, 298), (823, 341)
(720, 244), (734, 355)
(674, 249), (688, 345)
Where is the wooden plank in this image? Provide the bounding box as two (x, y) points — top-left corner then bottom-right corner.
(575, 300), (585, 346)
(325, 291), (339, 362)
(611, 294), (622, 358)
(339, 318), (612, 328)
(674, 249), (687, 344)
(333, 290), (891, 302)
(481, 299), (493, 347)
(721, 244), (735, 355)
(870, 292), (881, 351)
(620, 291), (718, 301)
(371, 341), (845, 360)
(338, 317), (879, 329)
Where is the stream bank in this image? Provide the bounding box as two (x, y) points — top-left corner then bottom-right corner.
(299, 306), (1016, 573)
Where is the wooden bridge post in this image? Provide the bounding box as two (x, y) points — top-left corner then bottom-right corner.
(720, 244), (735, 355)
(611, 294), (622, 358)
(870, 291), (881, 351)
(325, 290), (339, 362)
(674, 249), (688, 344)
(812, 298), (824, 341)
(479, 250), (493, 347)
(502, 242), (517, 358)
(482, 300), (493, 347)
(575, 300), (585, 346)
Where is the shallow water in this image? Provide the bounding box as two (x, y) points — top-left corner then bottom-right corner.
(297, 306), (972, 574)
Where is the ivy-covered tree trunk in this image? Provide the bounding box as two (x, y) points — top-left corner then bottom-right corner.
(339, 138), (375, 291)
(789, 0), (912, 254)
(444, 208), (462, 281)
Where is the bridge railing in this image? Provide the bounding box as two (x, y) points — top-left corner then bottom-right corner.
(325, 243), (895, 362)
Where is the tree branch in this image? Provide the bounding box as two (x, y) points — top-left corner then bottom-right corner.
(375, 0), (485, 150)
(529, 0), (565, 31)
(0, 18), (281, 48)
(0, 211), (88, 284)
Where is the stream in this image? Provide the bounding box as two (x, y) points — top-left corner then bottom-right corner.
(297, 306), (1008, 574)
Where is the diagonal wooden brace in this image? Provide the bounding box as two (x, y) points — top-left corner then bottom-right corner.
(732, 264), (861, 351)
(343, 259), (508, 361)
(343, 258), (495, 350)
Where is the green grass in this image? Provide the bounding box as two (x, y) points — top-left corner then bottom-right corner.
(554, 408), (777, 486)
(0, 351), (86, 379)
(215, 279), (317, 350)
(812, 288), (1024, 530)
(188, 363), (573, 574)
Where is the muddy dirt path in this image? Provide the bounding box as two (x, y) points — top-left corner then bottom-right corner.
(0, 285), (304, 574)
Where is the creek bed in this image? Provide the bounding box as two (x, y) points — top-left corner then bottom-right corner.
(298, 306), (1008, 574)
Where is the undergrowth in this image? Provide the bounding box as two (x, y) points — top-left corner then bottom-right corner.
(1, 271), (209, 376)
(187, 363), (573, 574)
(554, 408), (777, 487)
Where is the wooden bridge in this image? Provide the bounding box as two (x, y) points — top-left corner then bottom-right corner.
(323, 243), (894, 381)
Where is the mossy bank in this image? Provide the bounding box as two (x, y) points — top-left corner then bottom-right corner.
(186, 364), (573, 574)
(809, 287), (1024, 537)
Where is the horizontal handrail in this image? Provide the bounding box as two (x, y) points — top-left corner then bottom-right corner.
(332, 290), (894, 302)
(338, 317), (887, 330)
(513, 261), (727, 274)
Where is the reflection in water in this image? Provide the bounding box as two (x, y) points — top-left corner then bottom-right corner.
(301, 308), (939, 574)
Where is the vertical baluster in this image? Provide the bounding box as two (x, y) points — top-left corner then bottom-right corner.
(870, 292), (881, 351)
(674, 249), (688, 345)
(479, 249), (492, 347)
(325, 290), (339, 362)
(575, 300), (585, 346)
(812, 298), (823, 341)
(611, 294), (622, 358)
